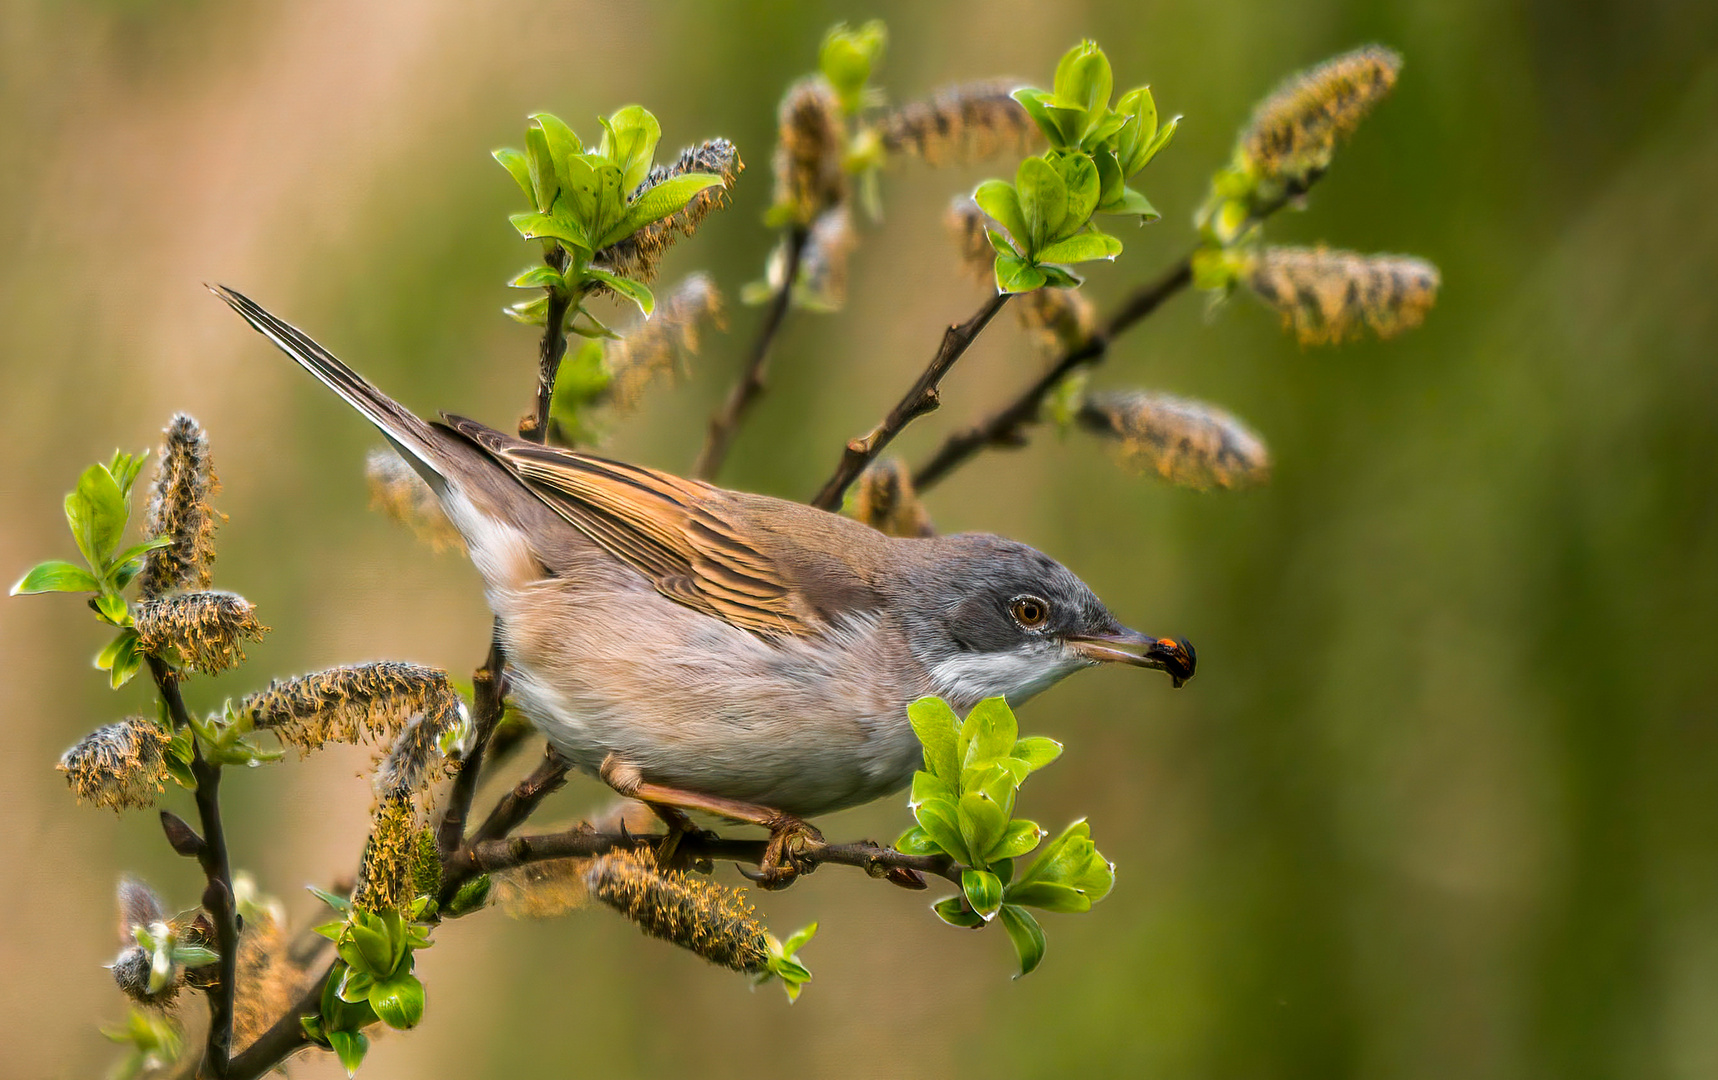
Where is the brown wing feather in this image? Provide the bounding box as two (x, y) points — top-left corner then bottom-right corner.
(440, 416), (814, 637)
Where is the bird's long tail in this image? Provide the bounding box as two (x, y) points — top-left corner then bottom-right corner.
(210, 285), (451, 494)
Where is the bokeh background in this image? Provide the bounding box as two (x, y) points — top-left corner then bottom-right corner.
(4, 1), (1718, 1077)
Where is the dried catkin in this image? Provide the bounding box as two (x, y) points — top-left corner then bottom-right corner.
(597, 139), (742, 283)
(241, 661), (456, 756)
(1243, 246), (1440, 344)
(603, 273), (725, 412)
(133, 591), (267, 673)
(59, 719), (171, 811)
(773, 77), (847, 224)
(1238, 45), (1401, 195)
(138, 414), (220, 599)
(585, 848), (771, 973)
(878, 81), (1037, 165)
(852, 459), (935, 538)
(1078, 391), (1271, 491)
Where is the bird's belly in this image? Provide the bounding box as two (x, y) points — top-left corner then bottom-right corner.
(498, 595), (926, 820)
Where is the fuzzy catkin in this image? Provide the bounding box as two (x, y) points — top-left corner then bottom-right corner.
(241, 661), (456, 756)
(773, 77), (846, 224)
(373, 696), (465, 799)
(852, 459), (935, 538)
(59, 719), (171, 811)
(603, 273), (725, 412)
(231, 904), (297, 1052)
(878, 81), (1037, 165)
(138, 414), (219, 599)
(597, 140), (742, 283)
(1238, 45), (1401, 194)
(585, 848), (771, 973)
(1078, 391), (1271, 491)
(354, 793), (418, 914)
(133, 591), (267, 673)
(1243, 246), (1440, 344)
(366, 449), (462, 553)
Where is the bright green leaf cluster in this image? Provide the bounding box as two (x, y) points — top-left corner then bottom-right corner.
(975, 40), (1177, 293)
(101, 1007), (183, 1080)
(753, 922), (818, 1003)
(819, 21), (886, 115)
(898, 695), (1113, 976)
(11, 449), (173, 688)
(303, 888), (436, 1076)
(496, 109), (723, 328)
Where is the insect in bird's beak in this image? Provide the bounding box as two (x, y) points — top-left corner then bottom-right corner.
(1064, 628), (1197, 688)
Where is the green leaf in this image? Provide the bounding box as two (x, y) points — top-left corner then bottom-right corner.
(611, 173), (723, 242)
(1048, 152), (1100, 237)
(990, 819), (1045, 861)
(962, 868), (1003, 920)
(71, 463), (127, 570)
(368, 973), (424, 1030)
(931, 895), (985, 929)
(529, 112), (583, 194)
(341, 918), (394, 976)
(523, 124), (558, 213)
(580, 267), (654, 316)
(906, 696), (960, 779)
(1138, 115), (1179, 173)
(505, 295), (550, 326)
(1015, 157), (1068, 254)
(108, 629), (142, 688)
(1100, 186), (1159, 221)
(894, 825), (942, 856)
(1011, 736), (1064, 772)
(1115, 86), (1158, 175)
(509, 211), (589, 253)
(1093, 146), (1124, 210)
(1011, 87), (1083, 148)
(309, 885), (353, 913)
(327, 1029), (368, 1078)
(509, 264), (564, 290)
(598, 105), (662, 192)
(913, 796), (969, 864)
(909, 769), (954, 808)
(1052, 40), (1113, 125)
(972, 180), (1029, 252)
(446, 874), (491, 917)
(960, 697), (1019, 769)
(999, 904), (1047, 977)
(820, 20), (887, 113)
(95, 627), (137, 670)
(958, 791), (1008, 865)
(109, 450), (148, 496)
(1003, 880), (1092, 913)
(994, 255), (1046, 294)
(985, 227), (1019, 258)
(781, 922), (818, 957)
(11, 559), (98, 595)
(1037, 265), (1084, 289)
(493, 147), (535, 205)
(1036, 230), (1123, 265)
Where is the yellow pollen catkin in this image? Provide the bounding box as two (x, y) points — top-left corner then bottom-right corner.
(138, 414), (220, 599)
(1238, 45), (1401, 194)
(878, 81), (1037, 166)
(1243, 245), (1440, 344)
(1078, 390), (1271, 491)
(598, 140), (742, 283)
(133, 591), (267, 673)
(59, 719), (171, 811)
(852, 459), (935, 538)
(773, 77), (847, 225)
(585, 848), (771, 973)
(603, 273), (725, 412)
(366, 449), (462, 553)
(241, 661), (456, 756)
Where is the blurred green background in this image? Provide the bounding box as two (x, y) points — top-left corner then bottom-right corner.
(4, 1), (1718, 1077)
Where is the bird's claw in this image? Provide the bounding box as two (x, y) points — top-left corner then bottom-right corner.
(753, 816), (823, 891)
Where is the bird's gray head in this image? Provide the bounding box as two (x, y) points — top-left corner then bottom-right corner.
(893, 533), (1195, 708)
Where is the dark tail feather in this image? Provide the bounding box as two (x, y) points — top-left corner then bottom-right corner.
(210, 285), (449, 491)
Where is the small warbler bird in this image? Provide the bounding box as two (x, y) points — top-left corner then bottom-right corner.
(214, 286), (1194, 882)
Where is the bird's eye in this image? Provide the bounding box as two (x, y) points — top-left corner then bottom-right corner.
(1010, 595), (1050, 630)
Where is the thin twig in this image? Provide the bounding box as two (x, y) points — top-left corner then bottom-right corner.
(435, 637), (506, 862)
(520, 249), (575, 444)
(147, 655), (239, 1080)
(811, 290), (1013, 509)
(472, 746), (570, 844)
(443, 825), (962, 894)
(912, 254), (1196, 492)
(693, 226), (810, 479)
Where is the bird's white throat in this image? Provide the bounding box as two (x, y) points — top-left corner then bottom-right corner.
(927, 644), (1088, 708)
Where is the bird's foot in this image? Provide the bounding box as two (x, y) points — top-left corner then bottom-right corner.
(749, 813), (824, 891)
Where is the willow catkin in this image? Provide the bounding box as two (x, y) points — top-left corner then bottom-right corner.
(1243, 246), (1440, 344)
(1238, 45), (1401, 195)
(111, 877), (177, 1006)
(852, 459), (935, 538)
(597, 139), (743, 283)
(373, 695), (466, 799)
(354, 793), (418, 914)
(133, 591), (267, 673)
(585, 848), (771, 973)
(241, 661), (456, 756)
(796, 205), (857, 310)
(877, 80), (1037, 165)
(59, 719), (171, 811)
(366, 449), (462, 553)
(773, 77), (847, 224)
(1078, 391), (1271, 491)
(494, 856), (594, 919)
(945, 199), (1095, 353)
(138, 414), (219, 599)
(603, 273), (725, 412)
(231, 903), (296, 1052)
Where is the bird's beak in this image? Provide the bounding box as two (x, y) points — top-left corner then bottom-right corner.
(1065, 627), (1197, 688)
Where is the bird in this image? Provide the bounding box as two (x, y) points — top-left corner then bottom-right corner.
(212, 285), (1195, 884)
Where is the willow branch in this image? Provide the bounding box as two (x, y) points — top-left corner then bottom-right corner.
(147, 655), (239, 1080)
(435, 636), (506, 862)
(443, 826), (962, 894)
(912, 253), (1196, 492)
(472, 746), (570, 845)
(520, 248), (575, 444)
(812, 290), (1013, 509)
(694, 226), (810, 480)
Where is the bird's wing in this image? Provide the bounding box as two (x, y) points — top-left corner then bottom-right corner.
(441, 416), (815, 637)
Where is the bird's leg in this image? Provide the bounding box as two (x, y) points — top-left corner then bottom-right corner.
(646, 803), (700, 869)
(599, 756), (822, 889)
